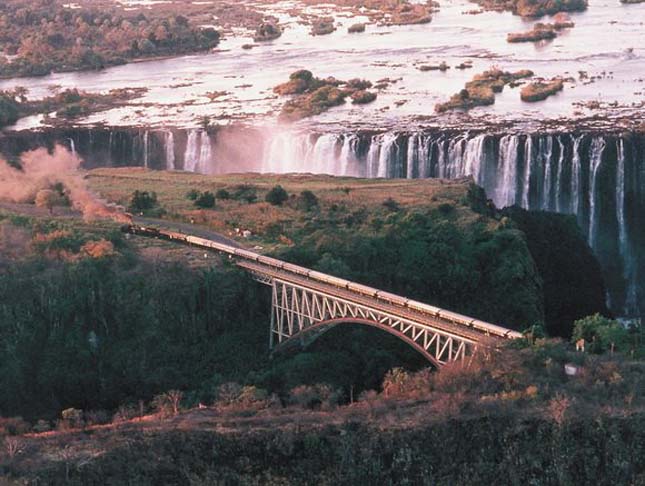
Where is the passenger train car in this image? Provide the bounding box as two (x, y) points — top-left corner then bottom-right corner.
(123, 224), (522, 339)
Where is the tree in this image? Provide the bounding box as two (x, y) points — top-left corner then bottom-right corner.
(265, 185), (289, 206)
(298, 190), (318, 211)
(152, 390), (183, 417)
(194, 191), (215, 209)
(572, 314), (629, 354)
(35, 189), (60, 214)
(0, 92), (20, 127)
(215, 188), (230, 200)
(128, 190), (158, 214)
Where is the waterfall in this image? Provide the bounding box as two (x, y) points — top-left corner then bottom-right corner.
(588, 137), (606, 248)
(418, 136), (432, 179)
(555, 136), (565, 213)
(366, 136), (380, 178)
(616, 139), (638, 315)
(407, 134), (418, 179)
(68, 138), (76, 158)
(339, 134), (359, 176)
(541, 136), (554, 210)
(377, 133), (398, 178)
(446, 135), (467, 179)
(496, 135), (519, 208)
(617, 138), (627, 252)
(570, 134), (583, 216)
(165, 131), (175, 170)
(184, 129), (200, 172)
(143, 131), (149, 168)
(311, 134), (339, 174)
(464, 134), (486, 184)
(263, 132), (326, 174)
(522, 136), (533, 208)
(198, 131), (212, 174)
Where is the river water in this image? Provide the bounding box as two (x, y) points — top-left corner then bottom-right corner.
(1, 0), (643, 130)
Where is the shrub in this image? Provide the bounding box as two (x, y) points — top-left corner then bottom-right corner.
(194, 191), (216, 209)
(572, 314), (630, 354)
(128, 190), (158, 214)
(297, 190), (319, 211)
(232, 185), (258, 203)
(351, 90), (377, 104)
(112, 404), (138, 423)
(152, 390), (184, 418)
(288, 384), (337, 410)
(81, 239), (116, 259)
(35, 189), (62, 214)
(382, 367), (411, 397)
(438, 203), (454, 215)
(32, 419), (51, 433)
(0, 417), (30, 436)
(215, 188), (231, 200)
(84, 410), (110, 426)
(31, 229), (84, 256)
(382, 197), (400, 211)
(265, 185), (289, 206)
(186, 189), (200, 200)
(520, 79), (564, 102)
(59, 408), (84, 429)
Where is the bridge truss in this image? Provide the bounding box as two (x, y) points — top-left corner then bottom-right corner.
(266, 278), (478, 367)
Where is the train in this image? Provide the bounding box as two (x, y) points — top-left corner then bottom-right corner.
(123, 224), (523, 340)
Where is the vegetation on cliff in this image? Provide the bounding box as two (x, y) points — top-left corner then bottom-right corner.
(0, 172), (628, 483)
(470, 0), (587, 17)
(520, 78), (565, 102)
(0, 87), (147, 128)
(274, 70), (378, 121)
(0, 0), (220, 78)
(436, 68), (533, 112)
(1, 332), (643, 484)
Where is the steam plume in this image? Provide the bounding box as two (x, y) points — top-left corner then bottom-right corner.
(0, 145), (131, 224)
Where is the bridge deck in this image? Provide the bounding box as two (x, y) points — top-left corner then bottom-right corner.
(237, 260), (485, 343)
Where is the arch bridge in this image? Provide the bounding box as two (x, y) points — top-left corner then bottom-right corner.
(125, 224), (523, 367)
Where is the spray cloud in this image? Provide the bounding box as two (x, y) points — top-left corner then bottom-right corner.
(0, 145), (131, 224)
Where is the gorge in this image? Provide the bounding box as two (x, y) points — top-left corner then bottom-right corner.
(2, 125), (642, 319)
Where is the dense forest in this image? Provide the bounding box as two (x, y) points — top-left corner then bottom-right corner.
(0, 182), (612, 421)
(0, 176), (643, 482)
(0, 0), (220, 78)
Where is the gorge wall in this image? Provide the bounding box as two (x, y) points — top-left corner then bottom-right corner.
(1, 126), (643, 318)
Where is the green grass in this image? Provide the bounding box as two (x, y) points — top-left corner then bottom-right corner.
(87, 168), (485, 249)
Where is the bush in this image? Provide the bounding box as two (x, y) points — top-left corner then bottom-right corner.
(265, 185), (289, 206)
(0, 417), (30, 436)
(186, 189), (200, 200)
(438, 203), (454, 215)
(297, 190), (319, 211)
(59, 408), (84, 429)
(232, 185), (258, 203)
(112, 404), (139, 423)
(215, 188), (231, 200)
(572, 314), (630, 354)
(382, 197), (400, 211)
(194, 191), (216, 209)
(152, 390), (184, 418)
(351, 90), (377, 105)
(128, 190), (158, 214)
(0, 92), (20, 128)
(289, 384), (338, 410)
(85, 410), (111, 426)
